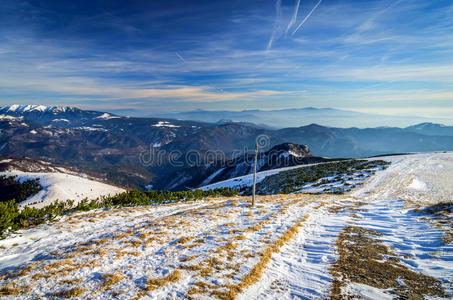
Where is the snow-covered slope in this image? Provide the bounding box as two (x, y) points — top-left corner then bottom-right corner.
(200, 163), (314, 191)
(357, 152), (453, 205)
(0, 152), (452, 299)
(0, 171), (125, 208)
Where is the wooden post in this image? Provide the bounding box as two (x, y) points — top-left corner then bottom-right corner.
(252, 141), (258, 206)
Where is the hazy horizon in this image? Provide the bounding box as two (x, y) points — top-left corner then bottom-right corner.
(2, 103), (453, 128)
(1, 0), (452, 125)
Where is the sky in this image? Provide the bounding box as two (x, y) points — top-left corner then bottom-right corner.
(0, 0), (452, 119)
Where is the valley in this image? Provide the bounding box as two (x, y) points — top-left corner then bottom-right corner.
(1, 105), (453, 191)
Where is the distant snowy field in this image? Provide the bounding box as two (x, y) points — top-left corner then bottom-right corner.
(0, 171), (125, 208)
(0, 152), (452, 299)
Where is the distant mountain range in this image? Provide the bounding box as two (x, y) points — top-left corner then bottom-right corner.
(155, 107), (453, 129)
(1, 104), (453, 190)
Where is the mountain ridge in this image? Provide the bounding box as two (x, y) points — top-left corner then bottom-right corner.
(1, 105), (453, 190)
(154, 107), (453, 129)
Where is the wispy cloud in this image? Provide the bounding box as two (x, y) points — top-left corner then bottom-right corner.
(0, 0), (452, 120)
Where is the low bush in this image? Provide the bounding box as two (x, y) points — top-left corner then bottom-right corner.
(0, 188), (239, 238)
(243, 159), (390, 195)
(0, 175), (43, 203)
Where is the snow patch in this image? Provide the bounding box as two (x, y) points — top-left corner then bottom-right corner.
(152, 121), (181, 128)
(95, 113), (120, 120)
(0, 114), (23, 121)
(408, 178), (428, 191)
(51, 118), (70, 123)
(347, 283), (393, 300)
(0, 171), (125, 208)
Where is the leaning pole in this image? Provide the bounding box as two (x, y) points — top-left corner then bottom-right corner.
(252, 141), (258, 206)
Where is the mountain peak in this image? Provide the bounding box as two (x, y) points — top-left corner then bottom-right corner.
(267, 142), (311, 157)
(406, 122), (447, 130)
(0, 104), (79, 114)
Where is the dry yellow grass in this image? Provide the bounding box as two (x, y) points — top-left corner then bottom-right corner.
(0, 284), (30, 296)
(60, 278), (83, 285)
(52, 286), (87, 298)
(175, 236), (193, 244)
(2, 194), (319, 299)
(142, 269), (181, 292)
(180, 255), (199, 262)
(103, 272), (123, 287)
(31, 272), (52, 280)
(131, 239), (143, 247)
(144, 236), (162, 247)
(330, 225), (448, 299)
(245, 224), (262, 233)
(43, 259), (74, 271)
(212, 214), (310, 299)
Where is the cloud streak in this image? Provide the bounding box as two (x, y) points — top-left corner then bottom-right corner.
(0, 0), (452, 120)
(285, 0), (301, 35)
(266, 0), (282, 51)
(291, 0), (322, 35)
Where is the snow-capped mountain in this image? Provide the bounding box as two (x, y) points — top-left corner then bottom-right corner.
(405, 122), (453, 136)
(0, 104), (106, 125)
(1, 105), (453, 190)
(0, 104), (77, 113)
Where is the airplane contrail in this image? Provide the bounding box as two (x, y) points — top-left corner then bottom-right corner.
(266, 0), (282, 51)
(286, 0), (301, 35)
(175, 52), (185, 63)
(291, 0), (322, 35)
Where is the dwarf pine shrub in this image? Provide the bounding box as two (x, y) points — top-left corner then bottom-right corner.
(0, 187), (239, 238)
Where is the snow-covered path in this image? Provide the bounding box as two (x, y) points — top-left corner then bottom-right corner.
(240, 152), (453, 299)
(238, 206), (350, 299)
(0, 152), (452, 299)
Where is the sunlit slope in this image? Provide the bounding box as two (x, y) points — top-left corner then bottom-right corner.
(0, 152), (452, 299)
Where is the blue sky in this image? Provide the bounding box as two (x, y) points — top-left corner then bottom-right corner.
(0, 0), (452, 118)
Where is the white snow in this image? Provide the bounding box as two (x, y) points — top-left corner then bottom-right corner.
(200, 163), (314, 191)
(75, 126), (108, 132)
(29, 130), (37, 134)
(199, 167), (225, 186)
(95, 113), (120, 120)
(0, 104), (76, 114)
(2, 104), (51, 113)
(0, 171), (125, 208)
(152, 121), (181, 128)
(51, 118), (70, 123)
(288, 150), (304, 158)
(346, 283), (393, 300)
(0, 152), (452, 299)
(408, 178), (428, 191)
(0, 114), (23, 121)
